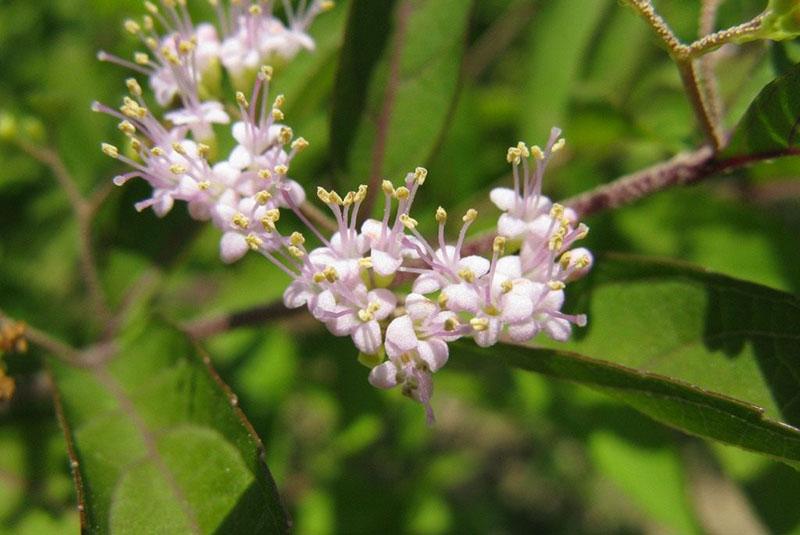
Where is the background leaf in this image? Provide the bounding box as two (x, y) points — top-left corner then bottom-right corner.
(48, 320), (288, 534)
(330, 0), (473, 195)
(459, 253), (800, 467)
(722, 60), (800, 157)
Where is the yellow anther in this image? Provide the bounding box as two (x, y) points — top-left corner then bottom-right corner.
(394, 186), (410, 200)
(516, 141), (530, 158)
(134, 51), (150, 65)
(118, 120), (136, 135)
(443, 317), (459, 332)
(256, 169), (271, 181)
(260, 65), (273, 80)
(198, 180), (211, 190)
(548, 280), (566, 290)
(172, 142), (187, 155)
(493, 235), (507, 254)
(399, 214), (418, 230)
(197, 143), (211, 158)
(438, 293), (448, 307)
(320, 0), (335, 10)
(161, 46), (180, 65)
(150, 146), (165, 157)
(144, 1), (159, 14)
(484, 304), (500, 316)
(506, 146), (522, 165)
(169, 164), (187, 175)
(178, 40), (195, 55)
(462, 208), (478, 224)
(501, 280), (514, 294)
(274, 164), (288, 175)
(124, 19), (141, 34)
(323, 266), (338, 282)
(576, 255), (591, 269)
(235, 91), (248, 107)
(130, 138), (142, 152)
(289, 231), (305, 246)
(260, 217), (276, 232)
(232, 213), (250, 229)
(414, 166), (428, 184)
(288, 245), (304, 258)
(552, 138), (566, 153)
(470, 317), (490, 332)
(435, 206), (447, 224)
(313, 272), (326, 284)
(273, 94), (286, 108)
(381, 180), (395, 195)
(355, 184), (368, 202)
(317, 186), (330, 203)
(271, 108), (285, 121)
(576, 223), (589, 240)
(125, 78), (142, 97)
(144, 36), (158, 50)
(550, 203), (564, 219)
(101, 143), (119, 158)
(291, 137), (309, 151)
(548, 235), (563, 251)
(255, 190), (272, 204)
(278, 126), (293, 144)
(530, 145), (544, 160)
(457, 268), (475, 283)
(264, 208), (280, 222)
(343, 191), (355, 206)
(358, 308), (373, 322)
(358, 257), (373, 268)
(249, 4), (262, 15)
(559, 251), (572, 270)
(245, 233), (263, 250)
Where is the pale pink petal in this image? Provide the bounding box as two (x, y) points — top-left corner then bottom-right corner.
(496, 255), (522, 278)
(417, 339), (449, 372)
(458, 255), (490, 277)
(489, 187), (517, 211)
(442, 283), (480, 313)
(497, 213), (528, 239)
(405, 293), (436, 322)
(368, 289), (397, 320)
(412, 273), (442, 294)
(385, 315), (418, 358)
(543, 318), (571, 341)
(501, 294), (534, 323)
(352, 321), (382, 355)
(371, 249), (403, 277)
(368, 362), (398, 389)
(220, 232), (248, 263)
(283, 280), (314, 309)
(507, 321), (538, 342)
(228, 145), (252, 170)
(474, 318), (501, 347)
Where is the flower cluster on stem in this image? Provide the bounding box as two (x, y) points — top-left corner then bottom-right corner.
(99, 0), (592, 424)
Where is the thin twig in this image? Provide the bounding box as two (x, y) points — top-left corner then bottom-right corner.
(698, 0), (724, 127)
(183, 299), (305, 339)
(463, 2), (537, 79)
(685, 14), (766, 59)
(676, 59), (724, 149)
(16, 140), (111, 319)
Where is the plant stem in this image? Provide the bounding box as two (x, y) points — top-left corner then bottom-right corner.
(676, 59), (724, 150)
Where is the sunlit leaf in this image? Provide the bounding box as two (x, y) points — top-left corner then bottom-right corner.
(49, 320), (289, 534)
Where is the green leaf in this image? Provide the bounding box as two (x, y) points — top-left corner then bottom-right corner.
(330, 0), (472, 191)
(523, 0), (609, 141)
(458, 254), (800, 467)
(49, 320), (289, 534)
(722, 60), (800, 157)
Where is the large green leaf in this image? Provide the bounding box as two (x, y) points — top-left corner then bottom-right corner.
(49, 320), (289, 534)
(459, 254), (800, 467)
(330, 0), (472, 193)
(722, 60), (800, 157)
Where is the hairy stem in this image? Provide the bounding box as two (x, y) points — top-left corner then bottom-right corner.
(676, 60), (724, 149)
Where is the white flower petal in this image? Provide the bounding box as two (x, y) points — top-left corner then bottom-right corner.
(369, 362), (398, 389)
(352, 321), (382, 355)
(412, 272), (442, 294)
(368, 289), (397, 320)
(371, 248), (403, 277)
(417, 339), (449, 372)
(220, 232), (248, 263)
(489, 187), (518, 211)
(405, 293), (436, 322)
(385, 315), (418, 358)
(458, 255), (490, 277)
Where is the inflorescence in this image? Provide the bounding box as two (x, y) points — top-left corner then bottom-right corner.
(98, 0), (592, 424)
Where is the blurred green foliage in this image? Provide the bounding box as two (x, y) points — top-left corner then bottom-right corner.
(1, 0), (800, 533)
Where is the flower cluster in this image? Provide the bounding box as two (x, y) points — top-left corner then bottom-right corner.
(99, 0), (592, 424)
